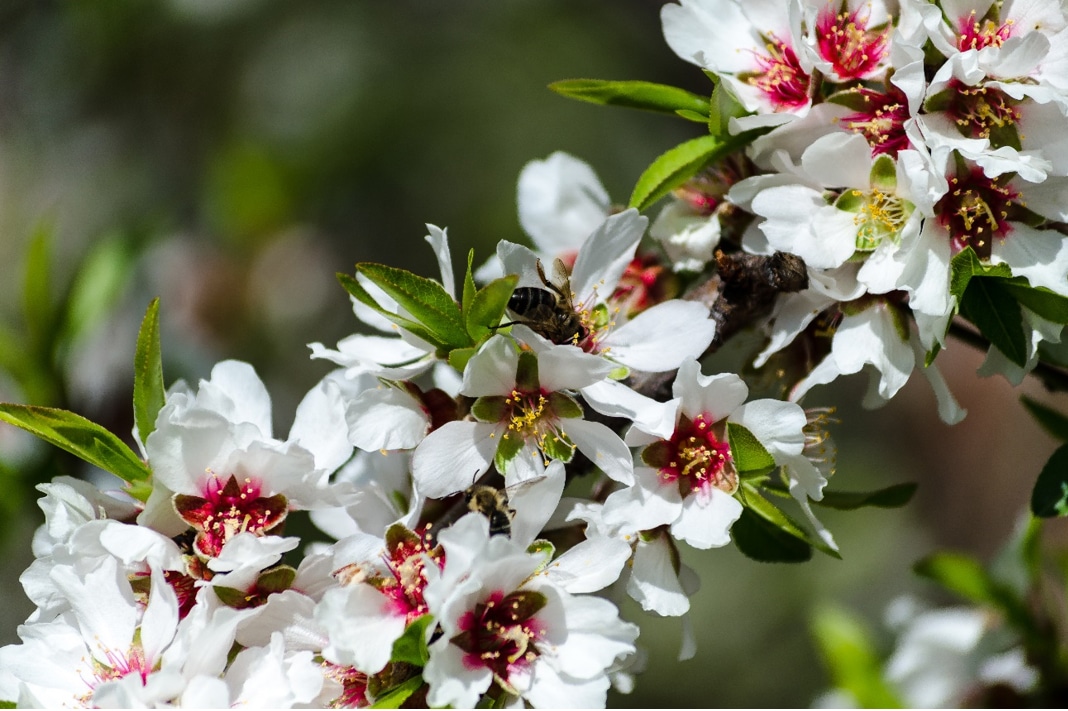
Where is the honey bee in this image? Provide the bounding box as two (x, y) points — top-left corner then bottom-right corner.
(503, 258), (587, 345)
(464, 485), (515, 537)
(463, 476), (548, 538)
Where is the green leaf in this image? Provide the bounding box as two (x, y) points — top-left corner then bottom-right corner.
(60, 235), (135, 346)
(337, 273), (445, 349)
(390, 614), (434, 666)
(675, 109), (710, 123)
(742, 481), (840, 559)
(959, 276), (1027, 367)
(466, 274), (518, 342)
(133, 298), (166, 445)
(0, 404), (150, 486)
(462, 250), (477, 316)
(732, 506), (812, 563)
(369, 675), (425, 709)
(1000, 281), (1068, 324)
(707, 79), (747, 136)
(357, 263), (470, 349)
(810, 606), (904, 708)
(726, 422), (775, 473)
(23, 221), (58, 353)
(949, 247), (1012, 302)
(1030, 444), (1068, 517)
(913, 552), (1030, 630)
(814, 483), (917, 510)
(628, 131), (760, 212)
(548, 79), (710, 118)
(1021, 396), (1068, 442)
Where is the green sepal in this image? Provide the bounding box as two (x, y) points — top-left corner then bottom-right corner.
(390, 614), (434, 667)
(641, 440), (672, 469)
(356, 262), (470, 350)
(548, 391), (583, 420)
(212, 585), (250, 608)
(257, 565), (297, 595)
(337, 273), (445, 350)
(731, 506), (812, 563)
(466, 274), (519, 342)
(542, 430), (576, 463)
(369, 675), (425, 709)
(826, 87), (877, 112)
(447, 346), (478, 374)
(0, 404), (150, 488)
(608, 365), (629, 380)
(0, 699), (16, 708)
(471, 395), (508, 423)
(1000, 280), (1068, 325)
(959, 276), (1028, 367)
(526, 539), (555, 570)
(548, 79), (710, 118)
(1030, 443), (1068, 517)
(494, 430), (525, 471)
(133, 298), (166, 445)
(1021, 396), (1068, 442)
(810, 606), (905, 708)
(869, 153), (898, 192)
(385, 522), (422, 553)
(726, 422), (775, 474)
(515, 351), (540, 392)
(629, 130), (765, 212)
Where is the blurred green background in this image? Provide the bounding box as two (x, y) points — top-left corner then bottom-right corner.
(0, 1), (1065, 707)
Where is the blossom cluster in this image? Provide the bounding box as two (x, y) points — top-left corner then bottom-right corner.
(2, 0), (1067, 707)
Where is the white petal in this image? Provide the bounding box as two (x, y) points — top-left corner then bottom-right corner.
(318, 585), (407, 674)
(627, 533), (690, 616)
(411, 421), (499, 498)
(460, 335), (519, 396)
(729, 398), (807, 461)
(673, 360), (749, 422)
(605, 300), (716, 372)
(346, 386), (429, 452)
(424, 224), (455, 299)
(517, 152), (611, 254)
(562, 419), (634, 485)
(570, 209), (648, 301)
(545, 533), (632, 594)
(670, 487), (742, 549)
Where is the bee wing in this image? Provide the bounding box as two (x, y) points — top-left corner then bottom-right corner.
(549, 258), (572, 291)
(502, 474), (549, 499)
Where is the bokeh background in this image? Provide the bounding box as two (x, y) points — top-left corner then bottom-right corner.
(0, 1), (1065, 706)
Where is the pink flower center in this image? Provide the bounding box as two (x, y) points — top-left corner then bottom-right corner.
(934, 168), (1019, 259)
(174, 473), (288, 558)
(611, 255), (673, 317)
(957, 11), (1014, 51)
(376, 536), (443, 623)
(745, 36), (811, 111)
(645, 414), (736, 498)
(323, 662), (370, 708)
(839, 86), (910, 155)
(80, 645), (152, 703)
(452, 590), (546, 683)
(815, 3), (890, 80)
(944, 79), (1021, 141)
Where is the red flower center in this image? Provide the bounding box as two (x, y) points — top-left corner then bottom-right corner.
(644, 414), (736, 498)
(944, 79), (1021, 141)
(839, 86), (910, 155)
(745, 36), (811, 111)
(815, 3), (890, 80)
(957, 11), (1014, 51)
(934, 167), (1018, 259)
(452, 590), (546, 685)
(174, 473), (288, 558)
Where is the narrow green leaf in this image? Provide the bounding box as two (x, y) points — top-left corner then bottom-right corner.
(743, 482), (840, 559)
(814, 483), (917, 510)
(959, 277), (1028, 367)
(1001, 281), (1068, 324)
(369, 675), (425, 709)
(726, 422), (775, 473)
(337, 273), (446, 350)
(133, 298), (166, 445)
(462, 250), (477, 317)
(0, 404), (150, 484)
(1021, 396), (1068, 442)
(466, 274), (518, 342)
(675, 109), (709, 123)
(357, 263), (470, 348)
(732, 506), (812, 563)
(1031, 444), (1068, 517)
(548, 79), (710, 118)
(390, 614), (434, 666)
(629, 131), (760, 212)
(810, 606), (904, 708)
